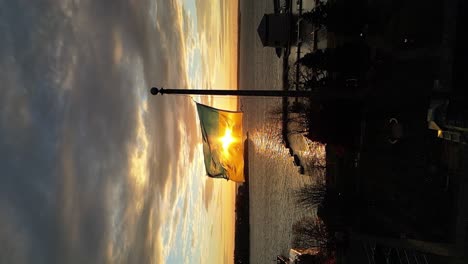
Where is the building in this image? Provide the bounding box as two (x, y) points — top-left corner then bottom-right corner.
(257, 13), (297, 48)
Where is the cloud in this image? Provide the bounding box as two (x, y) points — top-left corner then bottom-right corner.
(0, 201), (30, 264)
(203, 178), (215, 210)
(0, 0), (201, 263)
(0, 0), (239, 262)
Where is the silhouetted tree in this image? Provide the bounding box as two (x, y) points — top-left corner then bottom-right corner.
(292, 217), (334, 253)
(296, 49), (329, 70)
(297, 44), (371, 77)
(301, 1), (330, 29)
(289, 62), (327, 92)
(302, 0), (368, 35)
(268, 102), (311, 135)
(295, 183), (327, 209)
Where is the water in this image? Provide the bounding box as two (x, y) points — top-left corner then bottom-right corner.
(239, 0), (324, 262)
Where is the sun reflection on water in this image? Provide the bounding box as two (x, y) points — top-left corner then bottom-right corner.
(251, 121), (289, 158)
(250, 117), (326, 181)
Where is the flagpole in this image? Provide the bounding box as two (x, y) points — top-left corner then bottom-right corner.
(150, 87), (357, 100)
(150, 87), (314, 97)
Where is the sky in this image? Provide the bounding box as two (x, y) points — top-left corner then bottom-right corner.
(0, 0), (238, 263)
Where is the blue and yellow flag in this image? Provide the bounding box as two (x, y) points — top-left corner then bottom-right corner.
(196, 103), (244, 182)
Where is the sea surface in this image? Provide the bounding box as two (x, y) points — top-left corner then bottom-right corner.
(239, 0), (322, 263)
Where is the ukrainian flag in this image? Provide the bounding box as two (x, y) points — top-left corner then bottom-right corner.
(196, 103), (244, 182)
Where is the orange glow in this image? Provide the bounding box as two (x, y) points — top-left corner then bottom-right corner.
(220, 128), (235, 152)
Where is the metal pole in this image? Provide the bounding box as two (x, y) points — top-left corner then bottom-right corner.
(150, 87), (316, 97)
(149, 87), (360, 101)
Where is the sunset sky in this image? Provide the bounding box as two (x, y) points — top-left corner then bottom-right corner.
(0, 0), (238, 263)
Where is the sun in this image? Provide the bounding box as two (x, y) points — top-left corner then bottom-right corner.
(220, 128), (235, 152)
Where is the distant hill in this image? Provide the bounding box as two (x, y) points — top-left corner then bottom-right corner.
(234, 183), (250, 264)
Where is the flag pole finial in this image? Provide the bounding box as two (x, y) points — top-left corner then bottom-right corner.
(150, 87), (159, 95)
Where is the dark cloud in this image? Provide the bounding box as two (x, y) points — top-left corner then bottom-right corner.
(0, 0), (198, 263)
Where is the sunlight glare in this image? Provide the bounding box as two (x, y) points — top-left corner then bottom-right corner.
(220, 128), (234, 152)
